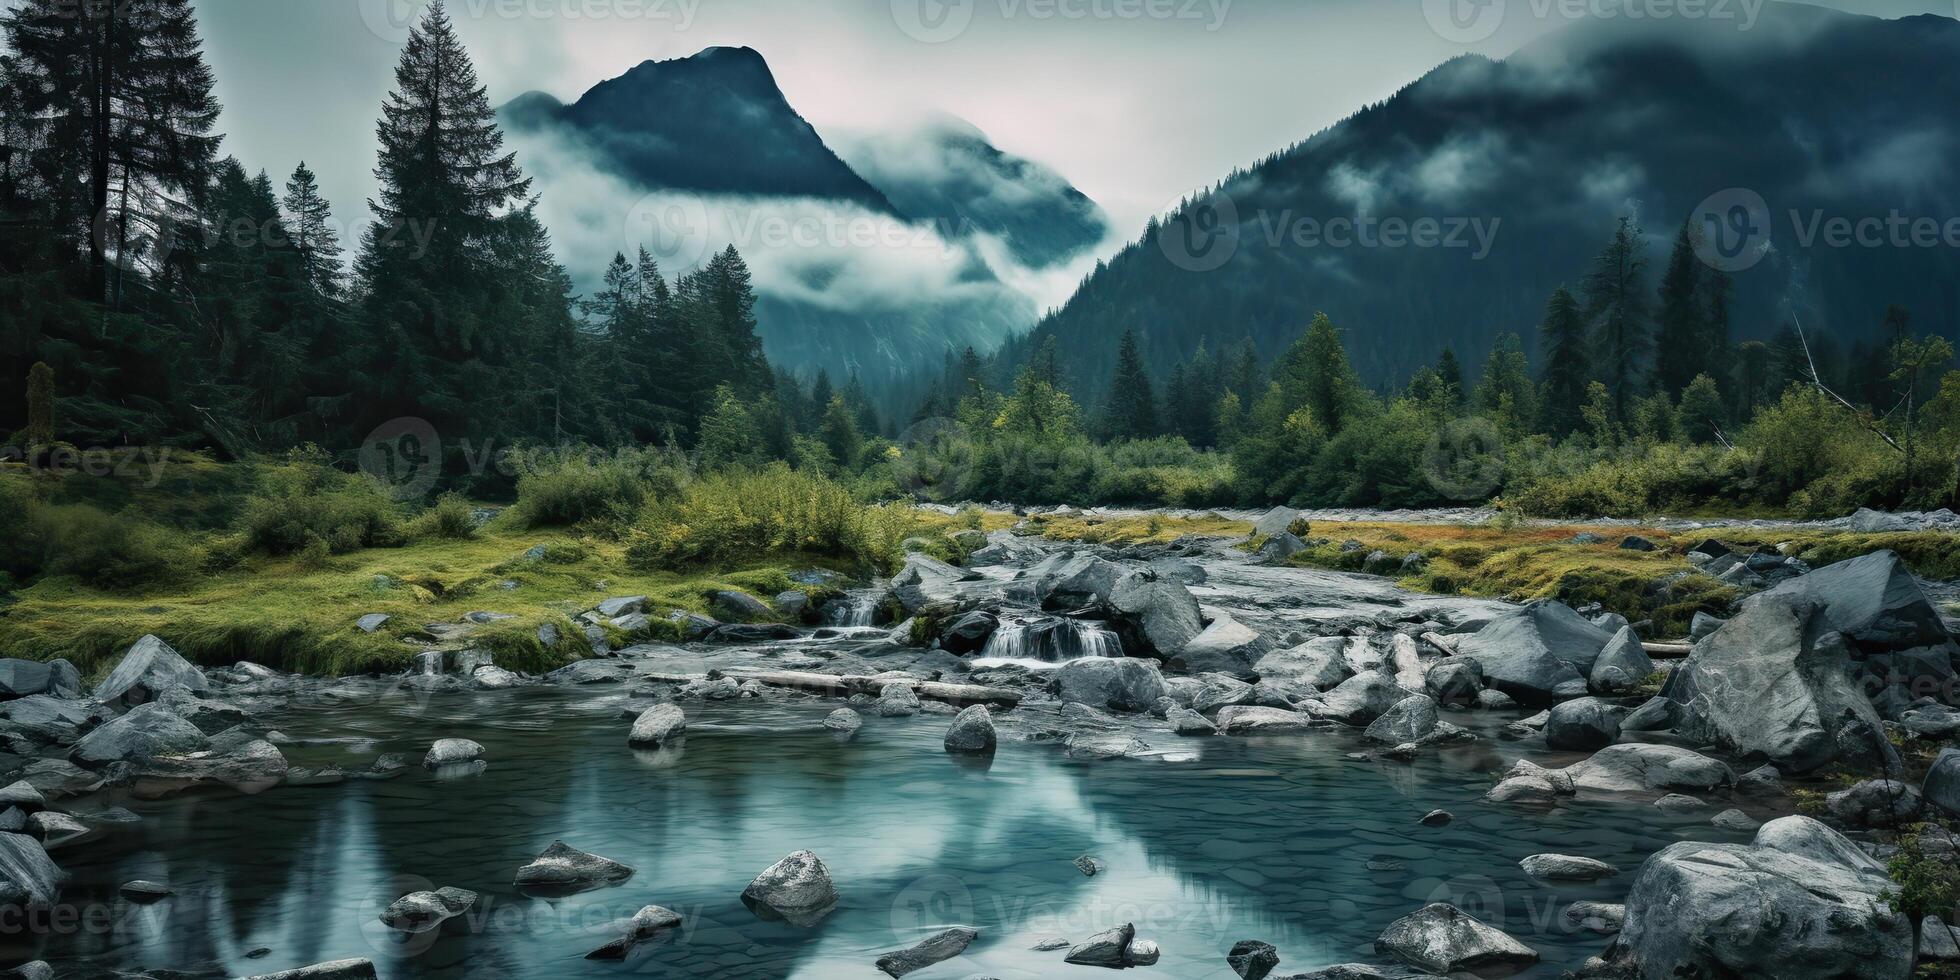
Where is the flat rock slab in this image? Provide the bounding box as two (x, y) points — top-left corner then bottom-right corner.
(876, 927), (979, 978)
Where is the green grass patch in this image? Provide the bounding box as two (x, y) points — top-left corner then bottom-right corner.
(1033, 512), (1253, 546)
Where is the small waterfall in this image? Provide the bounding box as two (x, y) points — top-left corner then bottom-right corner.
(977, 617), (1123, 666)
(824, 595), (879, 628)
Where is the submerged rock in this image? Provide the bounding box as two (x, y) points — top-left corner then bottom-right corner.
(70, 701), (203, 767)
(1520, 854), (1618, 881)
(243, 960), (379, 980)
(1065, 923), (1150, 968)
(379, 887), (477, 934)
(1054, 657), (1168, 714)
(628, 704), (686, 747)
(742, 850), (837, 923)
(1227, 939), (1280, 980)
(876, 927), (979, 978)
(422, 738), (485, 769)
(1374, 903), (1538, 974)
(943, 705), (997, 754)
(1545, 698), (1626, 751)
(824, 708), (863, 733)
(1314, 672), (1409, 726)
(513, 841), (634, 892)
(585, 905), (684, 960)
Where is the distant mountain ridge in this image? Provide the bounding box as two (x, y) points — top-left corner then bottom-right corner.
(1007, 4), (1960, 396)
(501, 47), (1109, 397)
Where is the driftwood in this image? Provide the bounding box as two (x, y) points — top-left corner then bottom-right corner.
(718, 669), (1021, 706)
(1419, 632), (1462, 657)
(1643, 642), (1693, 659)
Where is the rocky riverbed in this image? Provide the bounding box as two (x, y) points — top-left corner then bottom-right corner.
(0, 515), (1957, 978)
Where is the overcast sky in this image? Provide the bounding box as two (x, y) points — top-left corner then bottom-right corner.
(187, 0), (1947, 271)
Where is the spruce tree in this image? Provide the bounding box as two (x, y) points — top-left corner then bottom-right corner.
(1676, 374), (1726, 444)
(282, 162), (342, 298)
(1100, 329), (1157, 441)
(1653, 220), (1705, 397)
(1581, 217), (1651, 421)
(1435, 348), (1465, 411)
(1276, 313), (1363, 434)
(24, 362), (53, 445)
(1537, 286), (1590, 437)
(820, 396), (864, 470)
(1475, 333), (1535, 437)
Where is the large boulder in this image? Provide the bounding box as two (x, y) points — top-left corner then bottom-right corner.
(1170, 614), (1271, 681)
(943, 705), (996, 754)
(1590, 627), (1655, 694)
(0, 834), (62, 909)
(1562, 743), (1734, 795)
(514, 841), (634, 892)
(1254, 638), (1354, 693)
(1374, 903), (1538, 974)
(1107, 571), (1205, 657)
(890, 555), (981, 615)
(1926, 748), (1960, 817)
(1364, 695), (1441, 745)
(1252, 506), (1306, 538)
(1455, 602), (1611, 704)
(1041, 555), (1127, 609)
(742, 850), (837, 922)
(939, 611), (999, 655)
(1217, 706), (1319, 735)
(1545, 698), (1627, 751)
(1314, 672), (1410, 726)
(94, 635), (209, 707)
(1613, 816), (1912, 979)
(1668, 599), (1893, 774)
(0, 661), (58, 701)
(379, 887), (477, 934)
(1053, 657), (1167, 714)
(139, 727), (289, 792)
(1744, 551), (1960, 711)
(70, 701), (203, 767)
(629, 704), (686, 747)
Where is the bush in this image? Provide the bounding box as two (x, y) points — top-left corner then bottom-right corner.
(237, 452), (405, 556)
(0, 476), (189, 589)
(411, 493), (478, 541)
(626, 464), (914, 573)
(508, 449), (679, 529)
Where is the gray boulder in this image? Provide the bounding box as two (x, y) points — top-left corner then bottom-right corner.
(1168, 707), (1217, 736)
(824, 708), (862, 733)
(514, 841), (634, 891)
(1374, 903), (1538, 974)
(94, 635), (209, 707)
(1455, 602), (1611, 704)
(943, 705), (996, 754)
(1256, 532), (1307, 561)
(1425, 659), (1483, 705)
(596, 596), (647, 618)
(422, 738), (485, 769)
(1545, 698), (1627, 751)
(1171, 614), (1272, 681)
(1590, 626), (1654, 694)
(1217, 706), (1319, 735)
(876, 683), (922, 717)
(1562, 743), (1734, 794)
(1054, 657), (1167, 713)
(70, 701), (203, 767)
(1108, 572), (1205, 656)
(0, 661), (56, 700)
(629, 704), (686, 747)
(379, 886), (477, 934)
(1252, 506), (1306, 537)
(1255, 638), (1354, 693)
(940, 611), (999, 655)
(1669, 598), (1893, 774)
(1227, 939), (1280, 980)
(139, 727), (289, 792)
(1066, 923), (1157, 968)
(1042, 555), (1127, 608)
(742, 850), (837, 921)
(1364, 695), (1441, 745)
(1520, 854), (1618, 881)
(876, 927), (979, 978)
(1315, 671), (1410, 726)
(1925, 748), (1960, 817)
(708, 590), (772, 622)
(1745, 551), (1960, 710)
(1620, 696), (1684, 733)
(585, 905), (685, 960)
(244, 959), (378, 980)
(1825, 779), (1922, 828)
(1616, 816), (1911, 980)
(0, 834), (61, 909)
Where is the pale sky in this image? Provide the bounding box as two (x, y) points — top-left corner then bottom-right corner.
(183, 0), (1946, 272)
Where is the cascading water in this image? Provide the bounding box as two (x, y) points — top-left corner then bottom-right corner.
(976, 616), (1123, 666)
(824, 595), (879, 628)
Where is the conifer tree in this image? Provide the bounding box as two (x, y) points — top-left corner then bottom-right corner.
(1582, 217), (1651, 421)
(1100, 329), (1157, 441)
(282, 162), (342, 298)
(1276, 313), (1363, 435)
(820, 396), (864, 470)
(1537, 286), (1590, 437)
(1676, 374), (1727, 444)
(24, 362), (53, 445)
(1435, 348), (1465, 411)
(1653, 220), (1705, 397)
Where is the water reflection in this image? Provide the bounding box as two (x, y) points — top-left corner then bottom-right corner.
(22, 687), (1711, 978)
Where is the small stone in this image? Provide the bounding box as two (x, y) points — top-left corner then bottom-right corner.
(421, 738), (484, 769)
(1227, 939), (1280, 980)
(628, 704), (686, 747)
(1073, 855), (1105, 877)
(1519, 853), (1618, 881)
(824, 708), (862, 732)
(1420, 810), (1453, 827)
(1712, 809), (1761, 832)
(120, 879), (173, 902)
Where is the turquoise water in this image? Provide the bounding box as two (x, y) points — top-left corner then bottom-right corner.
(16, 685), (1740, 978)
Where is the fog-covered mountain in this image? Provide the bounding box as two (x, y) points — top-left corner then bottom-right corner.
(1008, 4), (1960, 395)
(502, 47), (1108, 397)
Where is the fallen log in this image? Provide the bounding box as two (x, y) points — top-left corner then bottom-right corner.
(1643, 642), (1693, 659)
(1418, 632), (1462, 657)
(719, 670), (1022, 706)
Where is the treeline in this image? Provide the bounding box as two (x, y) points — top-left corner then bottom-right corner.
(0, 0), (886, 485)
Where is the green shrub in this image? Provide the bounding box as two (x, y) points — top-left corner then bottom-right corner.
(237, 450), (406, 556)
(508, 449), (676, 528)
(411, 493), (478, 541)
(626, 464), (914, 573)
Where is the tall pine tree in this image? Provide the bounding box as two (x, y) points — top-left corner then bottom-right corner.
(1537, 285), (1590, 438)
(1100, 329), (1157, 441)
(1581, 216), (1651, 421)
